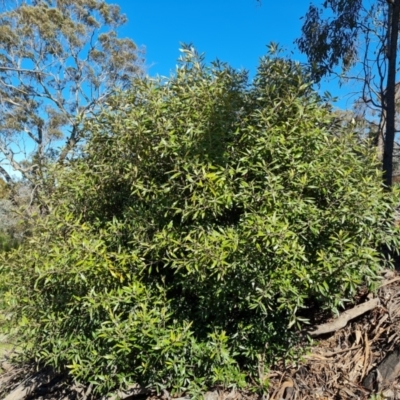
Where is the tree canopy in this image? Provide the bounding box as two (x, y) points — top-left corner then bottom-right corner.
(0, 0), (143, 185)
(297, 0), (400, 186)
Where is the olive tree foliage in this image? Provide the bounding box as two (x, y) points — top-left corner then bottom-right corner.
(1, 48), (399, 396)
(0, 180), (32, 252)
(0, 178), (33, 251)
(0, 178), (15, 251)
(297, 0), (400, 186)
(0, 0), (143, 186)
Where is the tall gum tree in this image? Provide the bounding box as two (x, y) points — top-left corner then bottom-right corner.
(0, 0), (143, 186)
(297, 0), (400, 187)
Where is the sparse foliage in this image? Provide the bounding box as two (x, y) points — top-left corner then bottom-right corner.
(297, 0), (400, 186)
(0, 179), (36, 252)
(0, 0), (143, 185)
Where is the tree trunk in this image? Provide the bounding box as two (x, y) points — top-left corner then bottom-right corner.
(383, 0), (400, 187)
(58, 125), (78, 164)
(378, 110), (386, 162)
(0, 166), (12, 183)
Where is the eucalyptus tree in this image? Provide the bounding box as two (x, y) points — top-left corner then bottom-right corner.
(297, 0), (400, 186)
(0, 0), (143, 186)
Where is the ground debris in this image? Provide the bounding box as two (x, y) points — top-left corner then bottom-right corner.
(264, 270), (400, 399)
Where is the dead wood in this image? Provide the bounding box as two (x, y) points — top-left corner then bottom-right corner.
(307, 297), (381, 337)
(379, 276), (400, 288)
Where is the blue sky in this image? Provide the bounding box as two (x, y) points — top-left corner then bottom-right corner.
(115, 1), (352, 108)
(117, 1), (309, 77)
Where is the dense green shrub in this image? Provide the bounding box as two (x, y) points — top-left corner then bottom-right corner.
(1, 48), (399, 396)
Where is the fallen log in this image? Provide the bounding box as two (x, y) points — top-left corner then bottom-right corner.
(307, 298), (380, 337)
